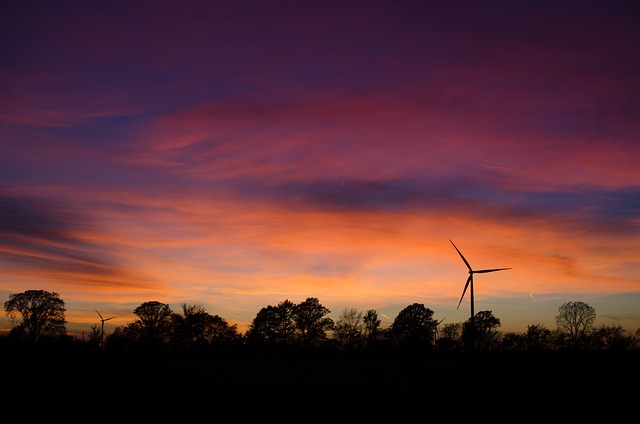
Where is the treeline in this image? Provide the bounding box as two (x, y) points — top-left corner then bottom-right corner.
(2, 289), (639, 354)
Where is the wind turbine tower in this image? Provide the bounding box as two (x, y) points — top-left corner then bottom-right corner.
(96, 309), (116, 349)
(449, 239), (511, 326)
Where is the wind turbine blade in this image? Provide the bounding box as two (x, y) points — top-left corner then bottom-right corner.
(450, 239), (472, 271)
(475, 267), (512, 273)
(456, 275), (472, 309)
(95, 309), (103, 320)
(104, 316), (116, 321)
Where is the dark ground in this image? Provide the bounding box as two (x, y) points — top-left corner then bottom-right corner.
(3, 349), (637, 421)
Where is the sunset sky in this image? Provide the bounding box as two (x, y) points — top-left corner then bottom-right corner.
(1, 1), (639, 338)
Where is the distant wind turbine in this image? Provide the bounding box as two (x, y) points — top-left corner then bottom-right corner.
(434, 316), (446, 344)
(96, 309), (116, 349)
(449, 239), (511, 326)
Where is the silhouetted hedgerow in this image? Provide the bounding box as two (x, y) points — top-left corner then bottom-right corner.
(3, 290), (640, 354)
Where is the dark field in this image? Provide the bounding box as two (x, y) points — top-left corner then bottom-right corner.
(4, 350), (637, 420)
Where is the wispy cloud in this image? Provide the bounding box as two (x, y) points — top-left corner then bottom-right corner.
(1, 1), (639, 335)
(0, 193), (159, 293)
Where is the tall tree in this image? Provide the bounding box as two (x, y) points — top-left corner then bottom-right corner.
(471, 310), (501, 351)
(294, 297), (334, 348)
(133, 301), (174, 350)
(362, 309), (382, 347)
(461, 310), (502, 351)
(555, 301), (596, 350)
(390, 303), (437, 350)
(3, 289), (67, 342)
(245, 299), (297, 346)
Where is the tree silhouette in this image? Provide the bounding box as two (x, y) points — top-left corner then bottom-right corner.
(87, 324), (103, 349)
(390, 303), (437, 350)
(245, 299), (297, 346)
(294, 297), (334, 349)
(105, 322), (143, 351)
(471, 310), (501, 351)
(437, 322), (463, 351)
(5, 288), (637, 354)
(3, 289), (67, 342)
(587, 324), (632, 351)
(362, 309), (382, 348)
(133, 301), (174, 350)
(555, 301), (596, 350)
(461, 310), (501, 351)
(525, 324), (553, 351)
(333, 307), (364, 350)
(171, 303), (243, 351)
(500, 331), (526, 351)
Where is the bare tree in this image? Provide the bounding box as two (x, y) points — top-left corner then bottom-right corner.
(333, 307), (364, 350)
(588, 324), (632, 351)
(555, 301), (596, 350)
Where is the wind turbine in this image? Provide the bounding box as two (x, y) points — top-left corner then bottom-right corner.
(96, 309), (116, 349)
(449, 239), (511, 326)
(434, 316), (446, 345)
